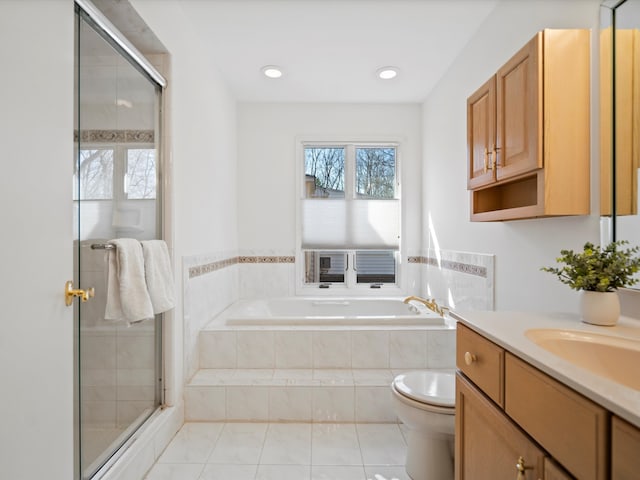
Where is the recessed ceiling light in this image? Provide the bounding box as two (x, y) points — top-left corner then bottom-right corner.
(262, 65), (283, 79)
(377, 66), (399, 80)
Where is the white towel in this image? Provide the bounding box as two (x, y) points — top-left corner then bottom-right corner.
(141, 240), (175, 314)
(104, 238), (154, 323)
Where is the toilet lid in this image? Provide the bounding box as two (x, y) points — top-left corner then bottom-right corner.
(393, 371), (455, 407)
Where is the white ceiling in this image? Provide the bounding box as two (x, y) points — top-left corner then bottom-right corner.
(178, 0), (499, 103)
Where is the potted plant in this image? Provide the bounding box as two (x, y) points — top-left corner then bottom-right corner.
(541, 240), (640, 325)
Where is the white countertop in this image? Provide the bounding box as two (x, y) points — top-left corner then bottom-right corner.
(451, 310), (640, 428)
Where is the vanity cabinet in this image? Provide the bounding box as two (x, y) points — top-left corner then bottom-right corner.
(467, 29), (590, 221)
(456, 374), (547, 479)
(456, 323), (606, 480)
(611, 416), (640, 479)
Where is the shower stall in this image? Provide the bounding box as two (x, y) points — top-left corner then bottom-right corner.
(73, 2), (166, 478)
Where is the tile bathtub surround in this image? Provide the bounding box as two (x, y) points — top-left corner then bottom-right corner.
(419, 249), (495, 311)
(144, 422), (412, 480)
(198, 327), (455, 371)
(192, 324), (454, 422)
(183, 250), (296, 379)
(183, 252), (240, 380)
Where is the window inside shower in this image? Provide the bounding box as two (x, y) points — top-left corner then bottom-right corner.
(74, 4), (165, 479)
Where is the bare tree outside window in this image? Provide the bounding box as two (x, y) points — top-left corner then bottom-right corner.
(126, 149), (156, 199)
(77, 149), (114, 200)
(356, 147), (396, 199)
(304, 147), (345, 197)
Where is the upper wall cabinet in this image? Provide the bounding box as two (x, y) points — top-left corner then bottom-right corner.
(467, 29), (590, 222)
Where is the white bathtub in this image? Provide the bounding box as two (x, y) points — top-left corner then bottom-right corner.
(218, 297), (445, 326)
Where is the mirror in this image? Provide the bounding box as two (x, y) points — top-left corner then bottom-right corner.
(601, 0), (640, 288)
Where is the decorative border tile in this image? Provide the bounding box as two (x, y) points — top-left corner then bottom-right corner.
(74, 129), (155, 143)
(408, 255), (487, 278)
(239, 256), (295, 264)
(189, 257), (238, 279)
(189, 256), (295, 279)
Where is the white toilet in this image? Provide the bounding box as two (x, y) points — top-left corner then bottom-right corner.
(391, 371), (456, 480)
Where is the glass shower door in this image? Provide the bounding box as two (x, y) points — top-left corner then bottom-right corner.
(74, 8), (163, 479)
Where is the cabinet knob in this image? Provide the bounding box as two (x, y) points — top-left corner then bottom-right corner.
(464, 351), (477, 365)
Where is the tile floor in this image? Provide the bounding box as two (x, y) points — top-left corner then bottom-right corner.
(144, 422), (411, 480)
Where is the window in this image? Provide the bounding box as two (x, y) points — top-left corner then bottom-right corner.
(299, 143), (400, 291)
(76, 148), (114, 200)
(126, 149), (157, 199)
(74, 145), (156, 201)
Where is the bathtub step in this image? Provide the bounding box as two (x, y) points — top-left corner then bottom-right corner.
(185, 368), (409, 423)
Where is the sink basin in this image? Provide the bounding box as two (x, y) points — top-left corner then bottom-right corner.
(525, 329), (640, 390)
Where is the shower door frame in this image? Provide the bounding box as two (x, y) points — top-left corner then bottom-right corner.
(74, 2), (168, 479)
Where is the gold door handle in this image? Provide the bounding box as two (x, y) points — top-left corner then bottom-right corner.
(515, 456), (533, 480)
(464, 352), (477, 365)
(64, 281), (95, 306)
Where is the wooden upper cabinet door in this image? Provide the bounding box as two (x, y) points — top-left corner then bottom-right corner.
(496, 32), (542, 181)
(467, 76), (496, 189)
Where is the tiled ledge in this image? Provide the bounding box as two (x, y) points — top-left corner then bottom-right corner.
(184, 368), (453, 423)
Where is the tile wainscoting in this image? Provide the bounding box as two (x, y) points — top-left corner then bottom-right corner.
(183, 252), (240, 381)
(417, 249), (495, 311)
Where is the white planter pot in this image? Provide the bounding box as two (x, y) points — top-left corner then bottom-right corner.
(579, 290), (620, 326)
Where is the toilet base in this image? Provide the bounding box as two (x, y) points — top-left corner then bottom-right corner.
(405, 430), (454, 480)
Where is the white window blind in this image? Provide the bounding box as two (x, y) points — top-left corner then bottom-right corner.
(301, 198), (400, 249)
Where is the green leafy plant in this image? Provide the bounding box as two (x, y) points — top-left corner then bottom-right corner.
(541, 241), (640, 292)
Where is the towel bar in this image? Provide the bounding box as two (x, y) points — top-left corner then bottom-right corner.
(90, 243), (115, 250)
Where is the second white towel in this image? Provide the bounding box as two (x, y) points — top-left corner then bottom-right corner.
(141, 239), (175, 315)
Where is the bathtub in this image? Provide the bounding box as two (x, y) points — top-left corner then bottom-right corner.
(217, 297), (445, 326)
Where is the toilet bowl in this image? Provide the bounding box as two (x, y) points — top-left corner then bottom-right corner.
(391, 371), (455, 480)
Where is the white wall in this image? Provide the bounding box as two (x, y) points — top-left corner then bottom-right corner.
(0, 1), (75, 478)
(237, 102), (423, 261)
(130, 0), (239, 396)
(422, 0), (602, 312)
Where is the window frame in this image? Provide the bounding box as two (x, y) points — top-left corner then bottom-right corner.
(295, 137), (404, 296)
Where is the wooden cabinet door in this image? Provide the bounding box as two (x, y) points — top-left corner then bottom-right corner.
(505, 353), (608, 480)
(456, 373), (544, 480)
(467, 76), (496, 189)
(544, 458), (574, 480)
(496, 32), (542, 181)
(612, 416), (640, 479)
